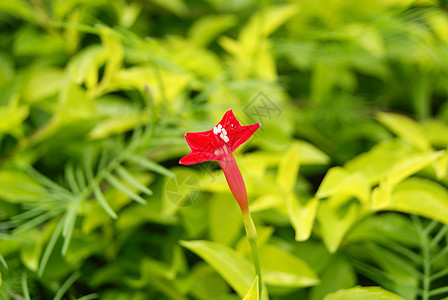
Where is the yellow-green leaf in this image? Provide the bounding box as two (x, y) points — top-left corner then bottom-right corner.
(345, 140), (415, 184)
(287, 195), (319, 241)
(0, 170), (44, 202)
(377, 112), (430, 152)
(23, 68), (64, 103)
(243, 276), (259, 300)
(316, 167), (370, 203)
(188, 14), (237, 47)
(209, 194), (242, 246)
(387, 177), (448, 224)
(383, 151), (444, 188)
(277, 142), (300, 193)
(323, 286), (405, 300)
(180, 240), (254, 297)
(318, 199), (360, 253)
(259, 244), (319, 287)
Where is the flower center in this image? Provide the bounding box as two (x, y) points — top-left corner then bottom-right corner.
(213, 124), (229, 143)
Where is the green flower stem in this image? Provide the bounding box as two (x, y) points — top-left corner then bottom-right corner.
(243, 211), (262, 297)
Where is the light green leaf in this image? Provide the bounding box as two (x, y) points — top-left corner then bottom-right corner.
(88, 113), (142, 140)
(239, 4), (300, 47)
(116, 166), (153, 196)
(421, 119), (448, 147)
(243, 276), (259, 300)
(345, 140), (415, 184)
(105, 173), (147, 205)
(188, 14), (237, 47)
(387, 177), (448, 224)
(323, 286), (405, 300)
(259, 244), (319, 287)
(287, 195), (319, 241)
(276, 142), (300, 193)
(180, 240), (254, 297)
(209, 194), (242, 246)
(383, 151), (444, 188)
(251, 194), (284, 212)
(0, 170), (44, 202)
(377, 112), (430, 152)
(126, 154), (175, 178)
(296, 140), (330, 165)
(23, 67), (64, 103)
(0, 95), (29, 136)
(318, 199), (360, 253)
(316, 167), (370, 203)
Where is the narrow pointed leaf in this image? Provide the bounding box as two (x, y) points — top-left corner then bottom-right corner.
(65, 163), (80, 194)
(93, 185), (117, 219)
(21, 273), (31, 300)
(53, 271), (81, 300)
(38, 219), (64, 277)
(127, 155), (175, 178)
(116, 166), (153, 196)
(105, 173), (146, 204)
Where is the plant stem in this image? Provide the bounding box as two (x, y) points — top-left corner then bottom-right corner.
(243, 211), (263, 297)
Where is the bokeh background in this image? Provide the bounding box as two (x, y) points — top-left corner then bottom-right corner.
(1, 0), (448, 299)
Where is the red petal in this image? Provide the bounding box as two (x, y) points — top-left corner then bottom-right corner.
(185, 131), (221, 152)
(231, 123), (261, 152)
(179, 152), (217, 165)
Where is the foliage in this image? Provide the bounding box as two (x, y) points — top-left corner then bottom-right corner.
(0, 0), (448, 299)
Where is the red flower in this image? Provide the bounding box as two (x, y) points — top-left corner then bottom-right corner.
(180, 109), (260, 213)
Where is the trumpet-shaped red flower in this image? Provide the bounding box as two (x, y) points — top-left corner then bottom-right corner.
(180, 109), (260, 213)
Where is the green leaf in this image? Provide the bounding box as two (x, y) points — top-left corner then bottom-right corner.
(243, 276), (259, 300)
(239, 3), (300, 47)
(372, 151), (444, 209)
(277, 142), (300, 193)
(323, 286), (405, 300)
(318, 198), (360, 253)
(310, 257), (356, 300)
(21, 273), (31, 300)
(377, 112), (430, 152)
(259, 244), (319, 287)
(387, 177), (448, 224)
(209, 194), (242, 246)
(105, 173), (147, 205)
(0, 95), (29, 136)
(116, 166), (153, 196)
(147, 0), (188, 16)
(316, 167), (370, 203)
(188, 14), (237, 47)
(127, 154), (175, 178)
(287, 195), (319, 241)
(345, 140), (415, 184)
(382, 151), (444, 188)
(296, 140), (330, 165)
(180, 240), (255, 298)
(23, 67), (64, 103)
(0, 170), (44, 202)
(421, 119), (448, 147)
(53, 271), (82, 300)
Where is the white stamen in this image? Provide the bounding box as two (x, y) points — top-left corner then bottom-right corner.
(220, 128), (229, 143)
(215, 149), (224, 155)
(213, 124), (222, 135)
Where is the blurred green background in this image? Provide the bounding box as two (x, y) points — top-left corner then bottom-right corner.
(1, 0), (448, 299)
